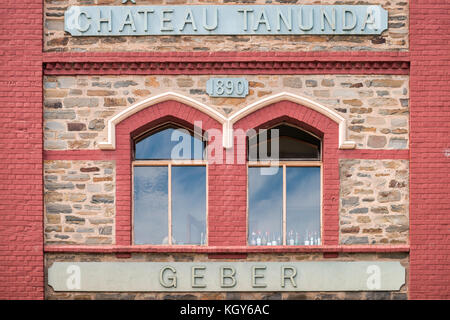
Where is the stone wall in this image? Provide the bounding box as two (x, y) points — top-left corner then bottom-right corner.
(44, 74), (409, 150)
(339, 159), (409, 245)
(45, 252), (409, 300)
(44, 160), (116, 245)
(44, 0), (409, 52)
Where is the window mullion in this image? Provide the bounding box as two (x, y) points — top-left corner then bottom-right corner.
(283, 165), (287, 246)
(168, 163), (172, 245)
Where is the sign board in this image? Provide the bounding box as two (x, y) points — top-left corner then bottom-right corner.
(206, 78), (249, 98)
(48, 261), (405, 292)
(64, 5), (388, 36)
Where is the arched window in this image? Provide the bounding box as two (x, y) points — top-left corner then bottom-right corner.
(247, 123), (322, 246)
(133, 123), (207, 245)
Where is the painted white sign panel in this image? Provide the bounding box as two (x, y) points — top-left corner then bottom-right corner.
(64, 5), (388, 36)
(48, 261), (405, 292)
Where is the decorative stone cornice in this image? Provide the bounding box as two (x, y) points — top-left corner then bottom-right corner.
(44, 60), (409, 75)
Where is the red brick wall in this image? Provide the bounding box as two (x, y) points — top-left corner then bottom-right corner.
(409, 1), (450, 300)
(0, 1), (43, 299)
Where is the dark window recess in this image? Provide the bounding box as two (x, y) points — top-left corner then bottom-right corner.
(248, 123), (321, 161)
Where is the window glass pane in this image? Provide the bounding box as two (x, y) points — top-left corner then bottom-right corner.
(286, 167), (321, 245)
(248, 167), (283, 245)
(133, 166), (168, 245)
(135, 127), (204, 160)
(172, 166), (206, 245)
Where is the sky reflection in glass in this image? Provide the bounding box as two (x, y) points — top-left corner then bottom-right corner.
(286, 167), (321, 245)
(172, 166), (206, 245)
(248, 167), (283, 245)
(133, 166), (168, 245)
(135, 127), (204, 160)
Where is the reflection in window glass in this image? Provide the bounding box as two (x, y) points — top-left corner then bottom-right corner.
(248, 167), (283, 246)
(286, 167), (321, 245)
(135, 127), (204, 160)
(133, 166), (168, 245)
(172, 166), (206, 245)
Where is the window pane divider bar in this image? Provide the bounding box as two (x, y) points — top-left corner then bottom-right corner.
(248, 161), (322, 246)
(282, 165), (287, 246)
(168, 163), (172, 246)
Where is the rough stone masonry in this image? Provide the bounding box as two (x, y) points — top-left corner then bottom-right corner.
(340, 159), (409, 245)
(44, 0), (408, 52)
(44, 74), (409, 150)
(44, 160), (115, 245)
(43, 73), (410, 246)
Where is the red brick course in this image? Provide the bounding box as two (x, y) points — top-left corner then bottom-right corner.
(409, 0), (450, 300)
(0, 0), (44, 300)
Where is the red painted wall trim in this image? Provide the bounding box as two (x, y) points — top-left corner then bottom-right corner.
(43, 52), (409, 75)
(44, 149), (410, 161)
(43, 51), (410, 62)
(337, 150), (409, 159)
(44, 244), (410, 254)
(44, 65), (409, 76)
(44, 150), (116, 160)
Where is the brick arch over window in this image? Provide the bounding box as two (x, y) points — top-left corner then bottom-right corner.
(233, 100), (341, 245)
(227, 92), (355, 150)
(113, 99), (223, 245)
(100, 92), (355, 150)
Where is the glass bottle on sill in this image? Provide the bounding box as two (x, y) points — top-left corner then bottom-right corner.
(304, 232), (310, 246)
(271, 233), (276, 246)
(262, 232), (268, 246)
(288, 230), (295, 246)
(250, 232), (256, 246)
(277, 234), (281, 246)
(256, 231), (262, 246)
(295, 232), (299, 246)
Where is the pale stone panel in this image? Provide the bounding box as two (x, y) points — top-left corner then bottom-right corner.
(44, 0), (409, 52)
(44, 160), (116, 245)
(45, 252), (409, 300)
(48, 261), (405, 292)
(339, 159), (409, 245)
(43, 74), (409, 150)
